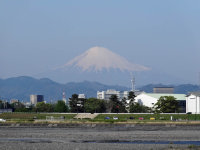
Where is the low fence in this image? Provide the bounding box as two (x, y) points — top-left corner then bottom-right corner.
(46, 116), (65, 121)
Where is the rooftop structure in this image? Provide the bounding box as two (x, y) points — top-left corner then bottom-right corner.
(10, 99), (19, 104)
(186, 91), (200, 114)
(78, 94), (86, 99)
(187, 91), (200, 97)
(145, 93), (185, 100)
(153, 87), (174, 94)
(97, 89), (129, 101)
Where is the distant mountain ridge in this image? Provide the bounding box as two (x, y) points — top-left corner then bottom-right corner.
(0, 76), (129, 101)
(0, 76), (199, 102)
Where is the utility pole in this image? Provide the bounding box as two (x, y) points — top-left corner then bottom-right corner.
(62, 91), (67, 104)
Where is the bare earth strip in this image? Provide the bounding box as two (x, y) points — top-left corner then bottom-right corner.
(0, 126), (200, 150)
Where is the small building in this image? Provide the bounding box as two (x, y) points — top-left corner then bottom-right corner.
(135, 93), (186, 113)
(186, 91), (200, 114)
(97, 89), (129, 101)
(23, 102), (31, 108)
(153, 87), (174, 94)
(10, 99), (19, 104)
(78, 94), (86, 99)
(30, 95), (44, 106)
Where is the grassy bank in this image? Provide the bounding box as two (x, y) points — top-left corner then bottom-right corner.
(1, 113), (200, 124)
(92, 114), (200, 123)
(0, 113), (76, 122)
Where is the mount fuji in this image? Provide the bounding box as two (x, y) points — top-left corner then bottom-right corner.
(62, 46), (149, 72)
(37, 47), (187, 86)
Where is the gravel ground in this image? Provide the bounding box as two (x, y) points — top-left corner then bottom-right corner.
(0, 126), (200, 150)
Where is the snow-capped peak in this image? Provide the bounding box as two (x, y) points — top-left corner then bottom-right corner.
(64, 46), (150, 72)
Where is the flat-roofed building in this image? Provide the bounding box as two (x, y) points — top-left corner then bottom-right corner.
(10, 99), (19, 104)
(153, 87), (174, 94)
(78, 94), (86, 99)
(30, 95), (44, 106)
(186, 91), (200, 114)
(97, 89), (129, 100)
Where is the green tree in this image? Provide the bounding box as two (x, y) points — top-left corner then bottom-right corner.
(36, 102), (54, 112)
(109, 95), (127, 113)
(128, 91), (136, 105)
(126, 91), (136, 112)
(69, 94), (85, 113)
(54, 100), (68, 112)
(154, 96), (179, 113)
(110, 95), (119, 103)
(109, 95), (119, 113)
(29, 105), (36, 112)
(45, 103), (54, 112)
(129, 103), (150, 113)
(69, 94), (79, 112)
(121, 97), (128, 111)
(0, 100), (4, 109)
(36, 102), (46, 112)
(14, 107), (29, 112)
(11, 102), (26, 112)
(84, 98), (106, 113)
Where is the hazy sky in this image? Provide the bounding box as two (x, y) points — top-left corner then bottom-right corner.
(1, 0), (200, 84)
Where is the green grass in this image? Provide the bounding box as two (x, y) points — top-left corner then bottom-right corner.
(1, 113), (200, 123)
(0, 113), (76, 121)
(92, 114), (200, 122)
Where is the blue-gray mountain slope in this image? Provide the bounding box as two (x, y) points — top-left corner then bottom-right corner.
(0, 76), (199, 102)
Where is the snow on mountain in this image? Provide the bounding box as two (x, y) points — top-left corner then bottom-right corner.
(63, 46), (150, 72)
(36, 47), (187, 86)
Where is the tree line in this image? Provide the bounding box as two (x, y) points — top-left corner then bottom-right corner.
(0, 92), (180, 113)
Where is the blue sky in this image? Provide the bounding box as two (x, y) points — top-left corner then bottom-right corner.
(1, 0), (200, 84)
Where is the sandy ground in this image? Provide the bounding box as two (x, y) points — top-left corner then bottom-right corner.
(0, 126), (200, 150)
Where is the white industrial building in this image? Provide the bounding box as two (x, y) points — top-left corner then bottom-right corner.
(186, 92), (200, 114)
(134, 92), (186, 112)
(97, 89), (129, 100)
